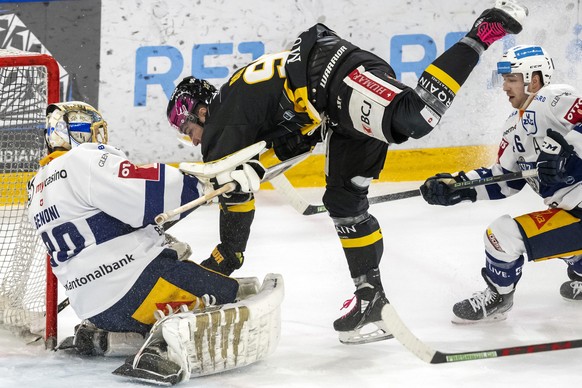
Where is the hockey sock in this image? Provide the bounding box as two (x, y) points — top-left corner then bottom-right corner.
(333, 213), (384, 279)
(416, 42), (480, 116)
(484, 253), (524, 294)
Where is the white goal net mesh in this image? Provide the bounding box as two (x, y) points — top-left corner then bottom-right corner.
(0, 48), (52, 339)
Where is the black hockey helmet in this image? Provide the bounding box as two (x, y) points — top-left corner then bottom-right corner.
(166, 76), (216, 131)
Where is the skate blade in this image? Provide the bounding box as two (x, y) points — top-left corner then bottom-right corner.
(494, 0), (528, 23)
(451, 311), (508, 325)
(338, 322), (394, 345)
(561, 296), (582, 302)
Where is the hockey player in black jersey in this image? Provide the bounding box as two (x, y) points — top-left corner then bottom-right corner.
(167, 1), (528, 344)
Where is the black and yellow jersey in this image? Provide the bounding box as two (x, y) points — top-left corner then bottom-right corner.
(201, 51), (323, 162)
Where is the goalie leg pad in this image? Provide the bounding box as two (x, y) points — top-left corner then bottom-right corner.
(113, 274), (284, 384)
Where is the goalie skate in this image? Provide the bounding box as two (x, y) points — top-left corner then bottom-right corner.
(113, 345), (182, 386)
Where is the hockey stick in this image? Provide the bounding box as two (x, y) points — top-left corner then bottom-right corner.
(155, 152), (311, 225)
(276, 169), (539, 215)
(369, 169), (539, 204)
(57, 298), (70, 313)
(381, 304), (582, 363)
(270, 173), (327, 215)
(155, 182), (236, 225)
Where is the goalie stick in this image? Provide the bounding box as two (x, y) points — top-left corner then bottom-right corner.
(155, 151), (311, 225)
(274, 169), (539, 215)
(381, 304), (582, 363)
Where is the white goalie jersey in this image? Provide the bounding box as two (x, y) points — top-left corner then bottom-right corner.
(466, 83), (582, 210)
(27, 143), (203, 319)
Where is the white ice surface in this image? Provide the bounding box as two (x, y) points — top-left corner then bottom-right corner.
(1, 182), (581, 387)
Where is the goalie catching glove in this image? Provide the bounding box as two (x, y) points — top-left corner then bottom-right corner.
(420, 171), (477, 206)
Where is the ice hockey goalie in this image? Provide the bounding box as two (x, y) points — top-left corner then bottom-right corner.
(113, 274), (284, 385)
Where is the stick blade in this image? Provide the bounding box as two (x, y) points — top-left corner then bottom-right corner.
(380, 304), (437, 363)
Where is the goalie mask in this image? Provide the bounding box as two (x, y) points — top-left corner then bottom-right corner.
(45, 101), (108, 151)
(166, 76), (216, 144)
(492, 45), (554, 88)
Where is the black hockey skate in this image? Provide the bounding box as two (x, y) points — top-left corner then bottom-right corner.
(334, 269), (393, 344)
(452, 270), (514, 324)
(467, 0), (528, 49)
(560, 280), (582, 301)
(560, 266), (582, 301)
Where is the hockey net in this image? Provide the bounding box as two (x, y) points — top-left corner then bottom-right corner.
(0, 48), (60, 347)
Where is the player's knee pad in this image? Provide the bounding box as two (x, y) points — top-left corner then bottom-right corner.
(483, 214), (526, 263)
(323, 176), (372, 217)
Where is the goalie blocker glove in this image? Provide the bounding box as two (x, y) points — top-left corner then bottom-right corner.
(420, 171), (477, 206)
(536, 128), (576, 185)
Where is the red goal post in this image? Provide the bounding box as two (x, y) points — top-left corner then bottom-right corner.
(0, 48), (60, 348)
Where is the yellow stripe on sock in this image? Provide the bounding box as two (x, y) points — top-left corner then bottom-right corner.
(425, 64), (461, 94)
(340, 230), (383, 249)
(220, 199), (256, 213)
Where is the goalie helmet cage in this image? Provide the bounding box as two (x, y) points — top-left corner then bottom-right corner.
(0, 49), (60, 349)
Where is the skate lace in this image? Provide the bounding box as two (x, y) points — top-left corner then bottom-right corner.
(467, 288), (497, 315)
(338, 295), (357, 318)
(571, 281), (582, 298)
(477, 22), (507, 46)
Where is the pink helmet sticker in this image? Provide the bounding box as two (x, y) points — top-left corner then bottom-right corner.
(168, 94), (196, 131)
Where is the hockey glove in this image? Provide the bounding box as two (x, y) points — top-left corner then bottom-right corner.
(273, 131), (318, 161)
(536, 129), (575, 185)
(200, 243), (244, 276)
(214, 160), (266, 193)
(420, 171), (477, 206)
